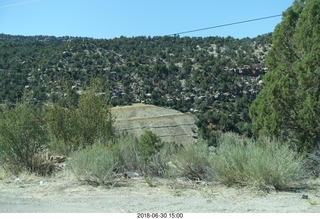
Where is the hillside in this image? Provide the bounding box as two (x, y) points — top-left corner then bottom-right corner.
(111, 104), (198, 145)
(0, 33), (272, 142)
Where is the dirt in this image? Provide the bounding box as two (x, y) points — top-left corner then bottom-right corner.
(1, 170), (320, 213)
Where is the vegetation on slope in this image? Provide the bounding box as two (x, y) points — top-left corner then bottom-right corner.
(0, 33), (272, 143)
(1, 0), (319, 192)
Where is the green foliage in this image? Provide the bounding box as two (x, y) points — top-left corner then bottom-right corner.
(46, 82), (114, 154)
(250, 0), (320, 150)
(68, 141), (117, 186)
(169, 140), (215, 181)
(213, 133), (304, 190)
(111, 133), (140, 173)
(143, 143), (181, 177)
(0, 102), (48, 175)
(138, 130), (164, 164)
(46, 103), (79, 154)
(0, 33), (271, 138)
(76, 82), (114, 146)
(111, 132), (181, 177)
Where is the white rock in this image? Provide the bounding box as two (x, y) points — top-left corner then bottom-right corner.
(39, 181), (48, 186)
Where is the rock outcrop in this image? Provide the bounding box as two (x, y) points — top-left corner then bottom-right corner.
(111, 104), (198, 145)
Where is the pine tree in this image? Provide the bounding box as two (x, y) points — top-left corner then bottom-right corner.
(249, 0), (320, 150)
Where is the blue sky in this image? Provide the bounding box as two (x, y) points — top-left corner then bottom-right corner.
(0, 0), (294, 39)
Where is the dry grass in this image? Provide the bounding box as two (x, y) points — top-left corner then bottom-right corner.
(0, 167), (10, 181)
(308, 199), (320, 205)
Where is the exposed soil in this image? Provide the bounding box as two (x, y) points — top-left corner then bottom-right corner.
(111, 104), (198, 146)
(1, 170), (320, 213)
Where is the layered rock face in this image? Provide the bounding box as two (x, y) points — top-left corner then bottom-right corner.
(111, 104), (198, 145)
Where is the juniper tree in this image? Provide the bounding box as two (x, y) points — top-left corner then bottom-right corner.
(249, 0), (320, 150)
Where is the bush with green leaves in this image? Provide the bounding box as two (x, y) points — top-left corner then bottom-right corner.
(213, 132), (304, 190)
(46, 104), (79, 154)
(169, 140), (215, 181)
(46, 82), (114, 154)
(76, 85), (114, 146)
(0, 102), (49, 175)
(68, 141), (118, 186)
(137, 130), (164, 165)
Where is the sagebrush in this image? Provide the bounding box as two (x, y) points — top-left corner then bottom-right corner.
(68, 141), (117, 186)
(213, 132), (304, 190)
(169, 140), (215, 181)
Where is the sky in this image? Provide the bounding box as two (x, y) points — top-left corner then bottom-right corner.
(0, 0), (294, 39)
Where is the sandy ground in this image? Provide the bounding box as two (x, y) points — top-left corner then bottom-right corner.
(1, 170), (320, 213)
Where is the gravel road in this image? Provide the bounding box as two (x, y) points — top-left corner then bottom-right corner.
(1, 172), (320, 213)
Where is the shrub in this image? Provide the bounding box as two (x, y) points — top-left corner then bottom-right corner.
(213, 132), (304, 190)
(68, 141), (117, 186)
(212, 132), (249, 184)
(46, 104), (79, 154)
(144, 142), (182, 177)
(303, 145), (320, 178)
(76, 85), (114, 146)
(136, 131), (185, 177)
(111, 133), (140, 173)
(0, 102), (49, 175)
(169, 140), (215, 181)
(46, 138), (72, 157)
(30, 152), (55, 176)
(137, 130), (164, 165)
(46, 82), (115, 154)
(111, 132), (181, 177)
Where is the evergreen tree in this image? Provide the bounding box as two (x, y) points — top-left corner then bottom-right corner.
(249, 0), (320, 150)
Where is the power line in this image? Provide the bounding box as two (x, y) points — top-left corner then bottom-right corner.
(0, 0), (40, 9)
(167, 14), (282, 36)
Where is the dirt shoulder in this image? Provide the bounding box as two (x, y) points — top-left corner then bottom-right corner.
(1, 171), (320, 213)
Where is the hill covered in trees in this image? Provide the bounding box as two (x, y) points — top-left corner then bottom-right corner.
(0, 33), (272, 144)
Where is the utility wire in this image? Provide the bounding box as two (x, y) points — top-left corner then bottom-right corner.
(167, 14), (282, 36)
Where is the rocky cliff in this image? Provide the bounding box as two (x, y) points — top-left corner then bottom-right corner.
(111, 104), (198, 145)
